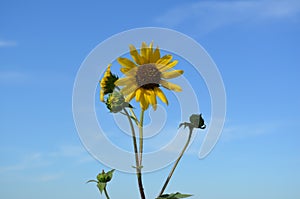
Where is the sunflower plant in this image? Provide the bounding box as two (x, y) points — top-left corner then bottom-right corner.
(89, 42), (206, 199)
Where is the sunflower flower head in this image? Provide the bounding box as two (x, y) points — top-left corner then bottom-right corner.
(100, 64), (118, 102)
(114, 42), (184, 111)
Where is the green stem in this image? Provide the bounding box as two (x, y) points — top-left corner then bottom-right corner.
(124, 108), (146, 199)
(104, 186), (110, 199)
(123, 108), (139, 171)
(129, 108), (139, 126)
(138, 109), (145, 167)
(158, 127), (194, 197)
(116, 85), (139, 126)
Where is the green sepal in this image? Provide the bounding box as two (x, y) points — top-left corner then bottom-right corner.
(97, 182), (106, 194)
(156, 192), (193, 199)
(105, 169), (115, 182)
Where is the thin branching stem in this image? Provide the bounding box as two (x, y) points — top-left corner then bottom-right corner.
(158, 127), (194, 197)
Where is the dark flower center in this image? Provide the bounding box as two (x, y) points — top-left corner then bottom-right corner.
(136, 64), (161, 89)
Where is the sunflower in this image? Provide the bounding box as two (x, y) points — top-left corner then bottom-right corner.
(114, 42), (183, 110)
(100, 64), (118, 102)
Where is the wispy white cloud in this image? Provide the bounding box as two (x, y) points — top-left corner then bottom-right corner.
(0, 71), (28, 82)
(221, 121), (282, 142)
(49, 145), (94, 163)
(0, 40), (17, 47)
(0, 152), (48, 173)
(155, 0), (300, 33)
(50, 145), (86, 157)
(0, 144), (92, 176)
(34, 173), (63, 182)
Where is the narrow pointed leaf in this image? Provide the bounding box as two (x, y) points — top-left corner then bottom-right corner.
(156, 192), (193, 199)
(86, 179), (98, 184)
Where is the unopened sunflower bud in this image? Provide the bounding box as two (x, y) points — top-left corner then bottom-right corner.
(96, 169), (115, 183)
(189, 114), (206, 129)
(106, 91), (132, 113)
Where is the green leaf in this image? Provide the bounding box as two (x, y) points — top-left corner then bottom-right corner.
(131, 165), (144, 169)
(86, 179), (98, 183)
(173, 192), (193, 198)
(97, 182), (106, 194)
(156, 192), (193, 199)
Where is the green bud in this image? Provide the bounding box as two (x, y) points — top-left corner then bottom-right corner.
(96, 169), (115, 183)
(106, 91), (132, 113)
(189, 114), (206, 129)
(179, 114), (206, 130)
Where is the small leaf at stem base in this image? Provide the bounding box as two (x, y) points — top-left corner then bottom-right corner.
(156, 192), (193, 199)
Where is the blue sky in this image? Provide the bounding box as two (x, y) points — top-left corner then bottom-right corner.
(1, 0), (300, 199)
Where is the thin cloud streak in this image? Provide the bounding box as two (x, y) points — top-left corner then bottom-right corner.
(0, 40), (17, 47)
(155, 0), (300, 33)
(221, 122), (283, 142)
(0, 145), (93, 174)
(34, 173), (63, 182)
(0, 71), (28, 82)
(0, 152), (47, 173)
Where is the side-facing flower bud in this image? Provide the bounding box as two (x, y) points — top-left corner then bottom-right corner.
(100, 64), (119, 102)
(189, 114), (206, 129)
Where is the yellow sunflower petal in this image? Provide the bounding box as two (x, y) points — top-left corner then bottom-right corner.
(120, 67), (130, 73)
(114, 77), (133, 86)
(125, 90), (136, 102)
(120, 66), (138, 75)
(156, 55), (173, 68)
(117, 57), (136, 71)
(160, 80), (182, 92)
(129, 44), (143, 65)
(135, 88), (143, 102)
(147, 89), (157, 110)
(121, 84), (138, 96)
(161, 70), (184, 79)
(139, 91), (149, 110)
(100, 64), (112, 87)
(148, 42), (153, 62)
(100, 90), (105, 102)
(141, 42), (148, 62)
(100, 77), (107, 87)
(159, 60), (178, 72)
(151, 46), (161, 63)
(154, 87), (168, 105)
(148, 41), (153, 51)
